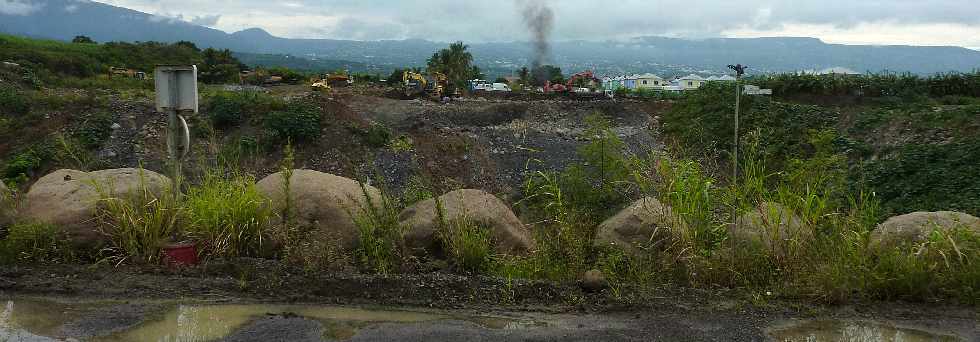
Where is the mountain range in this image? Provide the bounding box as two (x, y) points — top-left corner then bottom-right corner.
(3, 0), (980, 76)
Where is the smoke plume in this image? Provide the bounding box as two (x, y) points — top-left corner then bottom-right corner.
(519, 0), (554, 72)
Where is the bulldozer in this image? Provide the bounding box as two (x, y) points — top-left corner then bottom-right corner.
(310, 77), (332, 93)
(402, 71), (448, 99)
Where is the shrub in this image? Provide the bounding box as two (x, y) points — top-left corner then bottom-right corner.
(358, 122), (391, 148)
(352, 183), (405, 275)
(95, 171), (180, 265)
(75, 112), (113, 149)
(184, 172), (272, 259)
(207, 92), (251, 127)
(436, 201), (494, 273)
(0, 223), (75, 264)
(0, 85), (31, 116)
(264, 101), (322, 141)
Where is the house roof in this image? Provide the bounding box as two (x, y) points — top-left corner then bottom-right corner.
(637, 73), (663, 79)
(678, 74), (704, 81)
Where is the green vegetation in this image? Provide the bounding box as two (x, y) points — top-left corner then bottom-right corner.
(753, 72), (980, 99)
(0, 223), (75, 264)
(263, 101), (323, 141)
(184, 171), (272, 259)
(352, 183), (405, 275)
(95, 176), (181, 265)
(0, 85), (31, 115)
(426, 42), (483, 92)
(75, 112), (113, 149)
(436, 203), (494, 274)
(206, 90), (286, 128)
(0, 33), (240, 84)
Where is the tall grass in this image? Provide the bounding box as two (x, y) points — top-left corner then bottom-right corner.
(0, 223), (75, 264)
(351, 182), (405, 275)
(183, 171), (272, 259)
(95, 171), (180, 265)
(435, 200), (494, 274)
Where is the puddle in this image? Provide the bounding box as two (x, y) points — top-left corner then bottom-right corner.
(0, 299), (539, 342)
(769, 320), (962, 342)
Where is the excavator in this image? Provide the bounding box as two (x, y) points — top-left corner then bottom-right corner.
(544, 70), (600, 94)
(311, 73), (353, 93)
(402, 71), (448, 99)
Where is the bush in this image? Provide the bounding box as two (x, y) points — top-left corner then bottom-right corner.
(184, 172), (273, 259)
(0, 223), (75, 264)
(356, 122), (391, 148)
(264, 101), (322, 141)
(352, 183), (405, 275)
(95, 172), (180, 265)
(436, 201), (494, 273)
(207, 92), (250, 127)
(0, 85), (31, 116)
(75, 112), (113, 149)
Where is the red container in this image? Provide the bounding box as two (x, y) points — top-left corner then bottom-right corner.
(163, 243), (199, 267)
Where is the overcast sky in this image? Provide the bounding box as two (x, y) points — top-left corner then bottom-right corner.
(92, 0), (980, 49)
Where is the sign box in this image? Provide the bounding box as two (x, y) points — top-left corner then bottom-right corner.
(154, 65), (199, 113)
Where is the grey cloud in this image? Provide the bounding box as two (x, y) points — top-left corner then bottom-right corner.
(0, 0), (44, 15)
(188, 13), (219, 27)
(99, 0), (980, 43)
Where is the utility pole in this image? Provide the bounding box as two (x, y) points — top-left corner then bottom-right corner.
(727, 63), (747, 284)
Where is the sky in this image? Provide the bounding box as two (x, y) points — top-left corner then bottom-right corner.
(86, 0), (980, 49)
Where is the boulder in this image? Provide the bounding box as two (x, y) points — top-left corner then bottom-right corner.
(255, 170), (381, 250)
(593, 197), (675, 255)
(20, 168), (171, 244)
(399, 189), (533, 256)
(580, 269), (607, 292)
(731, 202), (808, 255)
(870, 211), (980, 250)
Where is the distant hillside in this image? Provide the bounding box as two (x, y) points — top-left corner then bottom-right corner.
(3, 0), (980, 75)
(232, 52), (374, 73)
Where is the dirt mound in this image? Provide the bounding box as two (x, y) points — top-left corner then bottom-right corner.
(19, 168), (171, 245)
(594, 197), (676, 255)
(399, 189), (534, 256)
(870, 211), (980, 249)
(255, 169), (381, 250)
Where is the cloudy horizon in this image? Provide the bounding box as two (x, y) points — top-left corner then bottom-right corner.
(7, 0), (980, 49)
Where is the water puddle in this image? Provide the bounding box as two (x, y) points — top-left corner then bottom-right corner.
(769, 320), (962, 342)
(0, 299), (538, 341)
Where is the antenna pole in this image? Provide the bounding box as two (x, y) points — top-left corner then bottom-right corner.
(727, 63), (746, 285)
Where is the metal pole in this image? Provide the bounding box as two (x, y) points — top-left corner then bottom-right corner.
(728, 66), (743, 285)
(168, 72), (181, 196)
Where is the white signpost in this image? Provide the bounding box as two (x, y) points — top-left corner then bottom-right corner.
(154, 65), (198, 193)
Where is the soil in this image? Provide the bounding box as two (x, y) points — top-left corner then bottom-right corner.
(1, 261), (977, 341)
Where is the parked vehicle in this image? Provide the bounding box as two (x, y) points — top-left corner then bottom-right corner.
(491, 83), (511, 92)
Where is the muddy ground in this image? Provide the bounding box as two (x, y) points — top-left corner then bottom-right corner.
(1, 261), (977, 341)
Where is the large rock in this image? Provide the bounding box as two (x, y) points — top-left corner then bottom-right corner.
(255, 170), (381, 250)
(399, 189), (533, 256)
(593, 197), (676, 255)
(870, 211), (980, 249)
(20, 168), (172, 244)
(731, 202), (808, 255)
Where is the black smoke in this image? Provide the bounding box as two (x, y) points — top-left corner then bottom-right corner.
(519, 0), (554, 83)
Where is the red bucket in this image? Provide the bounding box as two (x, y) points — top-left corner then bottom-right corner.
(163, 243), (199, 267)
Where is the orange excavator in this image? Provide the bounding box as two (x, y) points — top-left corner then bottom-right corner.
(544, 70), (600, 93)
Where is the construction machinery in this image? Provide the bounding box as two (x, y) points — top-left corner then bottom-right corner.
(310, 77), (332, 93)
(402, 71), (448, 99)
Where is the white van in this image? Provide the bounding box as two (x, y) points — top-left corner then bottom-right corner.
(491, 83), (512, 92)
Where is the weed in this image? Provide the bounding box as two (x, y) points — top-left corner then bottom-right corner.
(351, 182), (404, 275)
(358, 122), (392, 148)
(401, 174), (434, 207)
(435, 200), (494, 273)
(184, 171), (272, 259)
(389, 134), (414, 152)
(0, 223), (75, 264)
(75, 112), (113, 149)
(264, 101), (322, 142)
(0, 85), (31, 115)
(95, 169), (180, 265)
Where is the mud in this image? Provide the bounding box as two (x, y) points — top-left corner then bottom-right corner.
(1, 262), (977, 341)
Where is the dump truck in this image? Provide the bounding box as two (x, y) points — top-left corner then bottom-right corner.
(402, 71), (448, 99)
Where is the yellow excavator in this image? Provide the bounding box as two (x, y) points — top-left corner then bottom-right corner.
(402, 71), (448, 99)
